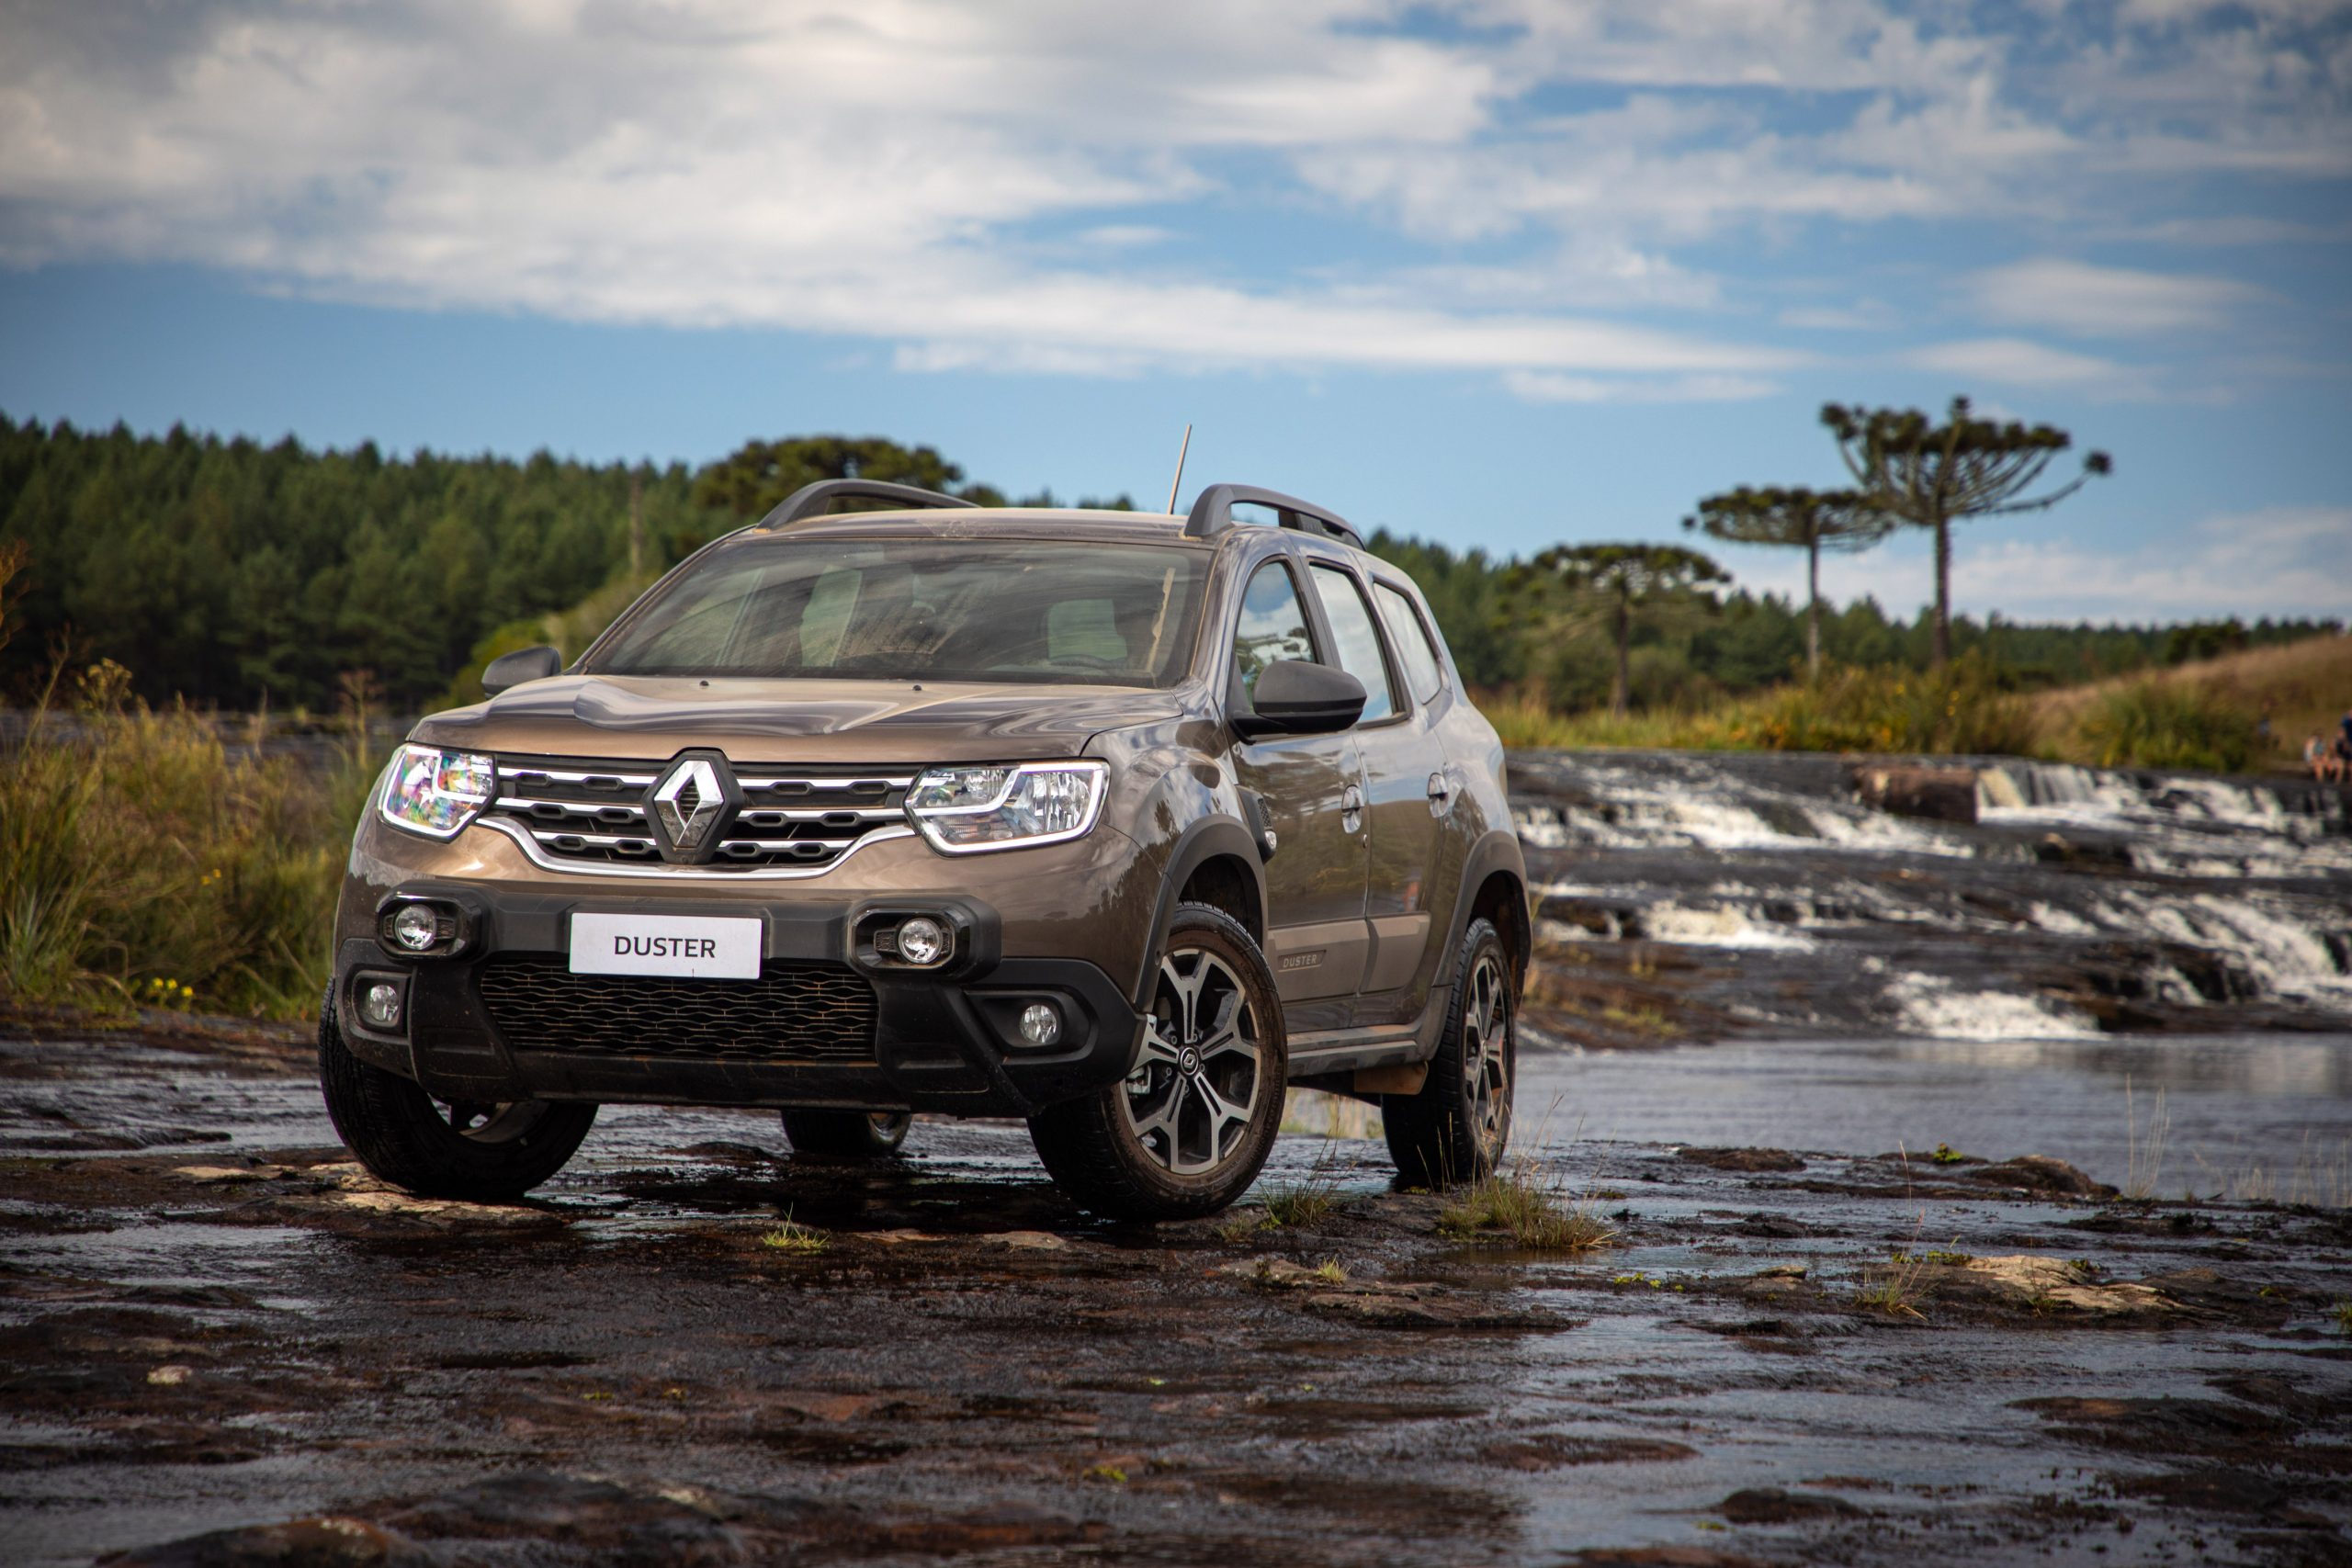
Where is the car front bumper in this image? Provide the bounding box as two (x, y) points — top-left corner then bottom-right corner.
(332, 818), (1157, 1118)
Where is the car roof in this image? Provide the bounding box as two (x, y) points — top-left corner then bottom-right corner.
(744, 509), (1403, 569)
(748, 507), (1205, 548)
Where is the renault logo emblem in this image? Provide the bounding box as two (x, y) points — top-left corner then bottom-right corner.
(650, 757), (726, 851)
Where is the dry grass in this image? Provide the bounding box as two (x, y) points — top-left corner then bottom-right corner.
(2125, 1078), (2170, 1201)
(2188, 1133), (2350, 1209)
(2029, 633), (2352, 773)
(1490, 631), (2349, 774)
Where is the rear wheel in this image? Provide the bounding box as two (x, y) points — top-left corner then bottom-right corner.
(1384, 918), (1515, 1187)
(317, 991), (595, 1201)
(780, 1108), (912, 1157)
(1028, 905), (1285, 1222)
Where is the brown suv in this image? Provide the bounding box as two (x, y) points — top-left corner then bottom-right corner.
(322, 479), (1528, 1221)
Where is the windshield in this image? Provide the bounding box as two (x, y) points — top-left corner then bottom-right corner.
(587, 537), (1206, 686)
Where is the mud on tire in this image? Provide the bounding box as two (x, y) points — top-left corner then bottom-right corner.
(318, 990), (596, 1201)
(1028, 904), (1286, 1223)
(1384, 917), (1515, 1188)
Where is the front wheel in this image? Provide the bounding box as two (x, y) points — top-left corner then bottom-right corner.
(1028, 905), (1286, 1222)
(1384, 919), (1515, 1187)
(780, 1108), (912, 1157)
(317, 992), (596, 1201)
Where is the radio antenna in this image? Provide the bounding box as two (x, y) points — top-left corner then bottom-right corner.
(1163, 423), (1193, 514)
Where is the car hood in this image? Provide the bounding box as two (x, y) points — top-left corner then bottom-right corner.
(413, 675), (1184, 765)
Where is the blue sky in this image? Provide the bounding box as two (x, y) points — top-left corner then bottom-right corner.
(2, 0), (2347, 623)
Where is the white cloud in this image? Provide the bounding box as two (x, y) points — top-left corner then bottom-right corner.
(1733, 506), (2352, 622)
(0, 0), (2341, 383)
(1907, 337), (2139, 389)
(1502, 371), (1781, 403)
(1968, 258), (2267, 336)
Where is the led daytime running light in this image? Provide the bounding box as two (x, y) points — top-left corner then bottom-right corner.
(379, 743), (496, 839)
(906, 761), (1107, 853)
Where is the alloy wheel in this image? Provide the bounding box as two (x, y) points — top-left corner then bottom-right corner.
(1461, 950), (1511, 1159)
(1122, 947), (1263, 1176)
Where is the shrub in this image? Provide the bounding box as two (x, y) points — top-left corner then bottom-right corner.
(0, 664), (376, 1019)
(2075, 680), (2256, 773)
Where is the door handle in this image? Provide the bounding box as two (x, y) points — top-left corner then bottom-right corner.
(1340, 784), (1364, 834)
(1427, 771), (1453, 816)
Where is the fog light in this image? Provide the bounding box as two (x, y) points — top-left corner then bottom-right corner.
(895, 916), (950, 967)
(1018, 1002), (1062, 1048)
(359, 981), (403, 1030)
(390, 904), (438, 953)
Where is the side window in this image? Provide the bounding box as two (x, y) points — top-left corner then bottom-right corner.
(1231, 561), (1317, 700)
(1374, 581), (1445, 706)
(1307, 564), (1397, 724)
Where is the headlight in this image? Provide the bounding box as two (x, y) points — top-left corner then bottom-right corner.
(379, 743), (496, 839)
(906, 761), (1108, 853)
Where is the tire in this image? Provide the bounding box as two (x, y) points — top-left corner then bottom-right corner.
(1385, 918), (1515, 1188)
(1028, 904), (1286, 1223)
(780, 1108), (913, 1157)
(317, 989), (596, 1201)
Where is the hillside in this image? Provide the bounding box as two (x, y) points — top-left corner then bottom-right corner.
(2030, 632), (2352, 773)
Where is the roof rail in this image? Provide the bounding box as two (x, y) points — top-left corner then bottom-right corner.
(1182, 483), (1363, 548)
(755, 479), (981, 530)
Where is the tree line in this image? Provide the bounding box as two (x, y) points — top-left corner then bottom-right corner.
(0, 411), (2330, 715)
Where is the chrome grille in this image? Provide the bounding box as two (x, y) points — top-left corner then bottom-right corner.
(485, 753), (912, 873)
(478, 956), (878, 1063)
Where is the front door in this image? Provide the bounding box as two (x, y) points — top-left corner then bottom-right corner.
(1304, 560), (1451, 1022)
(1227, 558), (1367, 1006)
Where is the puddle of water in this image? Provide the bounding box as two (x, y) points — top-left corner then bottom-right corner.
(1516, 1034), (2352, 1198)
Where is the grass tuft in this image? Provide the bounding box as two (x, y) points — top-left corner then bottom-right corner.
(1852, 1248), (1933, 1320)
(2125, 1077), (2170, 1201)
(1437, 1156), (1616, 1253)
(759, 1212), (829, 1255)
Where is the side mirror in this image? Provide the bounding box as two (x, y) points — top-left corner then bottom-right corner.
(481, 645), (562, 696)
(1234, 660), (1366, 739)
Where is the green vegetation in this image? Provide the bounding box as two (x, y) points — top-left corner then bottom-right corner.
(1258, 1181), (1340, 1229)
(1508, 543), (1729, 717)
(1437, 1159), (1616, 1253)
(759, 1213), (829, 1254)
(0, 417), (1125, 711)
(2076, 680), (2258, 773)
(1820, 397), (2110, 668)
(1, 662), (374, 1019)
(5, 413), (2335, 730)
(1852, 1248), (1932, 1320)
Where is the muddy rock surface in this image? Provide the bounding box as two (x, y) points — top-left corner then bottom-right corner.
(3, 1021), (2349, 1566)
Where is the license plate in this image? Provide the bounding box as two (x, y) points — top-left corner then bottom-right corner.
(568, 912), (763, 979)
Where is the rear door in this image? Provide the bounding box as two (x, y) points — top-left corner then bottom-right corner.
(1301, 558), (1452, 1023)
(1227, 556), (1369, 1006)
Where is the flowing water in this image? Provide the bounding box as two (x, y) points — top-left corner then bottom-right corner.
(1510, 750), (2352, 1040)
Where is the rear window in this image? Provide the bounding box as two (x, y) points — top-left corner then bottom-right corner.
(588, 538), (1205, 686)
(1374, 581), (1446, 705)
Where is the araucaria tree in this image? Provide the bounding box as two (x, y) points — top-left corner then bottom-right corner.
(1821, 397), (2110, 667)
(1686, 487), (1890, 682)
(1510, 544), (1728, 717)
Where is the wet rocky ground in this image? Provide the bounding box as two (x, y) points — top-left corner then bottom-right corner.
(5, 1012), (2349, 1567)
